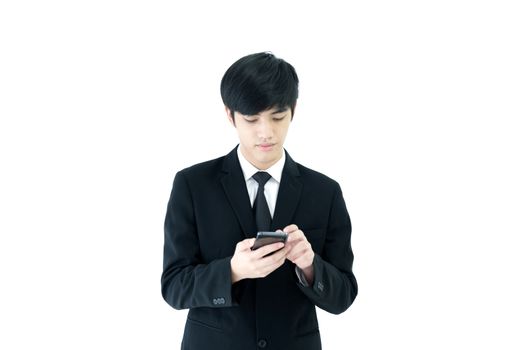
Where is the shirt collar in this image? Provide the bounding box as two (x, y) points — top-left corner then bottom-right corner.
(236, 146), (285, 184)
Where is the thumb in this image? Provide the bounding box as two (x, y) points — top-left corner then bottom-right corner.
(241, 238), (256, 250)
(283, 224), (298, 234)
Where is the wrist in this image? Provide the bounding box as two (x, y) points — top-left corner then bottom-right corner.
(230, 258), (243, 284)
(301, 265), (314, 285)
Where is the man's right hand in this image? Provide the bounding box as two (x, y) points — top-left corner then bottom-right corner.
(230, 238), (288, 283)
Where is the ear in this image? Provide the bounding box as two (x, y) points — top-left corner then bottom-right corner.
(225, 107), (236, 127)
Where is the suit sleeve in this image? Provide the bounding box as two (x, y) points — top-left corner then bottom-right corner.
(297, 183), (358, 314)
(161, 171), (236, 310)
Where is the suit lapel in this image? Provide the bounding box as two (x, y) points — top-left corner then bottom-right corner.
(272, 151), (302, 231)
(220, 147), (257, 238)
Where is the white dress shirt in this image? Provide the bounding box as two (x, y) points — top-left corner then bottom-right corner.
(236, 146), (285, 217)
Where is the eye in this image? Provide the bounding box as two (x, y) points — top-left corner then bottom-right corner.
(244, 117), (257, 123)
(273, 113), (288, 121)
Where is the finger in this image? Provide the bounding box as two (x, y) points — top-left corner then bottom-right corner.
(255, 245), (289, 271)
(252, 241), (285, 258)
(293, 252), (315, 269)
(284, 238), (299, 251)
(262, 245), (289, 263)
(286, 229), (305, 243)
(259, 251), (288, 275)
(287, 248), (306, 263)
(283, 224), (299, 234)
(251, 250), (285, 276)
(287, 242), (310, 261)
(239, 238), (256, 251)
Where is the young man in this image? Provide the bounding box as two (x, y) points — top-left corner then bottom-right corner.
(161, 52), (357, 350)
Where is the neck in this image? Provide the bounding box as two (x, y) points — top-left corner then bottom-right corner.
(239, 146), (283, 171)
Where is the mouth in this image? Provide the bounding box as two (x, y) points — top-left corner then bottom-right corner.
(257, 143), (276, 152)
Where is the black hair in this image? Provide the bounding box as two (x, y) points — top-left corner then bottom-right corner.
(220, 52), (299, 118)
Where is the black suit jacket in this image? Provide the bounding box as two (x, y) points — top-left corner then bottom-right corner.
(161, 147), (357, 350)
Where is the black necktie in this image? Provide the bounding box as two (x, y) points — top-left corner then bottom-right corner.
(252, 171), (272, 231)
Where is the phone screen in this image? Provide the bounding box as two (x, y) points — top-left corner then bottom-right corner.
(251, 231), (287, 250)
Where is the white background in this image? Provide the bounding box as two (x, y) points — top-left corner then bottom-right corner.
(1, 1), (523, 349)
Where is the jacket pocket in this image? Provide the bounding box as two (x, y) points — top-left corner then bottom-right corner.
(183, 318), (230, 349)
(186, 317), (224, 333)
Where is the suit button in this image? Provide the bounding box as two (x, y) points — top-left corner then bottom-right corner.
(257, 339), (267, 348)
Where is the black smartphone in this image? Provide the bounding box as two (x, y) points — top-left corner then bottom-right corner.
(251, 231), (288, 251)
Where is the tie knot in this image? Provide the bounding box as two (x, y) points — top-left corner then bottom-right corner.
(252, 171), (271, 186)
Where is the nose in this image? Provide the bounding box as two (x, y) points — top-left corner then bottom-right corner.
(257, 116), (273, 140)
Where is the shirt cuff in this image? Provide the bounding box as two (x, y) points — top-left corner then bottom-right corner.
(295, 266), (311, 287)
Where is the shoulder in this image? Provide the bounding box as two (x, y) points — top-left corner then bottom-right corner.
(169, 155), (227, 197)
(172, 156), (230, 194)
(294, 161), (341, 192)
(284, 150), (342, 191)
(295, 159), (339, 187)
(291, 161), (349, 214)
(173, 147), (240, 186)
(177, 147), (237, 179)
(178, 154), (226, 178)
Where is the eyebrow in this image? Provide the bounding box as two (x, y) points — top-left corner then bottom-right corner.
(245, 107), (288, 117)
(271, 107), (288, 114)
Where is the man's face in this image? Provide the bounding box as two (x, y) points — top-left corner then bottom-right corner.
(227, 106), (292, 170)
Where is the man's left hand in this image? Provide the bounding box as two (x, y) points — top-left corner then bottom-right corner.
(283, 224), (315, 284)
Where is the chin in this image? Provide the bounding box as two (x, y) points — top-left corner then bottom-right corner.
(259, 155), (278, 165)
